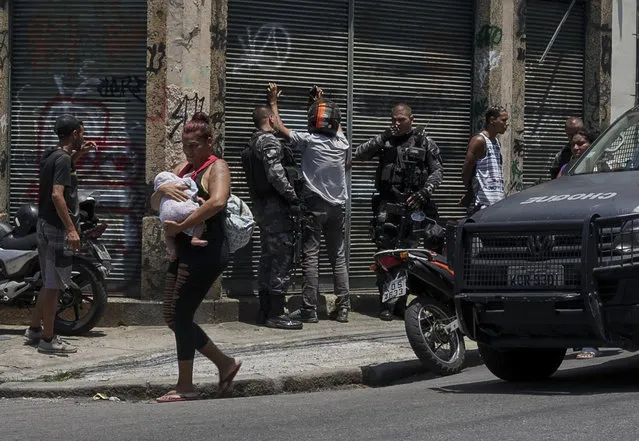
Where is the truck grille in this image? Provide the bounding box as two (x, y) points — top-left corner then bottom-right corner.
(462, 231), (582, 290)
(596, 216), (638, 270)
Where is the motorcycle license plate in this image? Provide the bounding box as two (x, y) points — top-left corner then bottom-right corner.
(382, 272), (407, 303)
(91, 243), (111, 261)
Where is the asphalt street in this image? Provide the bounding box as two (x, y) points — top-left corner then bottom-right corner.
(3, 348), (639, 441)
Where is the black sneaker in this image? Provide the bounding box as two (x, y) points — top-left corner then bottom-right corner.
(289, 308), (319, 323)
(265, 314), (303, 330)
(379, 309), (393, 321)
(329, 308), (349, 323)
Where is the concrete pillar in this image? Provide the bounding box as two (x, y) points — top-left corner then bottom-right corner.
(472, 0), (526, 196)
(585, 0), (613, 131)
(141, 0), (214, 300)
(610, 0), (635, 120)
(141, 0), (168, 300)
(210, 0), (228, 156)
(502, 0), (526, 195)
(0, 4), (9, 220)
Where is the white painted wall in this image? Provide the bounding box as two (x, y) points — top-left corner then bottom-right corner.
(611, 0), (637, 121)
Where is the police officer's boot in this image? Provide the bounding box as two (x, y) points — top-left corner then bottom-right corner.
(378, 284), (393, 321)
(256, 290), (270, 326)
(266, 296), (303, 330)
(393, 296), (407, 319)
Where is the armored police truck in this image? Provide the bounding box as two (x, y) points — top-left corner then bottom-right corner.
(453, 106), (639, 381)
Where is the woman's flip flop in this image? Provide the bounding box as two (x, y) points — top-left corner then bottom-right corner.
(156, 391), (202, 403)
(217, 360), (242, 398)
(576, 348), (600, 359)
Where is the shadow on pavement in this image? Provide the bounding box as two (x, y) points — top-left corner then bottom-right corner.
(0, 328), (26, 336)
(74, 330), (107, 339)
(363, 349), (483, 387)
(0, 327), (106, 339)
(429, 352), (639, 396)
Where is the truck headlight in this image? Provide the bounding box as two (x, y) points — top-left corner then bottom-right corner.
(612, 221), (639, 255)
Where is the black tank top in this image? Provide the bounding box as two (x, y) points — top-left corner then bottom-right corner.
(192, 163), (226, 242)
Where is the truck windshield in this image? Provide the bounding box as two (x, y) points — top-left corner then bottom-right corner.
(570, 109), (639, 175)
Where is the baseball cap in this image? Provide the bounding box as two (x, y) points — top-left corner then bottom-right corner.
(54, 114), (82, 137)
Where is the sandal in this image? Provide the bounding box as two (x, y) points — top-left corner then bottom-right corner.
(156, 390), (202, 403)
(217, 359), (242, 398)
(576, 348), (600, 359)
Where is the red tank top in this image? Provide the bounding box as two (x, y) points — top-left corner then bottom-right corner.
(177, 155), (218, 180)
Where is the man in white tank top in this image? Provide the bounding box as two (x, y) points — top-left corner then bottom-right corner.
(460, 106), (509, 216)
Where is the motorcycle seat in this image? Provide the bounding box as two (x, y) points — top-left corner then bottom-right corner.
(0, 233), (38, 251)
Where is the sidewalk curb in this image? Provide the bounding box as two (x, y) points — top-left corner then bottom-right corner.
(0, 291), (381, 327)
(0, 349), (483, 401)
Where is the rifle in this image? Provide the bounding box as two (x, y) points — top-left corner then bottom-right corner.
(289, 205), (305, 286)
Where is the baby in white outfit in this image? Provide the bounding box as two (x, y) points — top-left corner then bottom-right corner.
(154, 171), (208, 261)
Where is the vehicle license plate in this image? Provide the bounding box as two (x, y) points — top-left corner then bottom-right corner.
(382, 272), (407, 303)
(507, 265), (564, 287)
(92, 243), (111, 261)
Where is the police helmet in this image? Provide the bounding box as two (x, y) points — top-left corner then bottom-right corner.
(14, 204), (39, 236)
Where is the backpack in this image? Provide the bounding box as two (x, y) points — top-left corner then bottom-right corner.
(224, 194), (255, 254)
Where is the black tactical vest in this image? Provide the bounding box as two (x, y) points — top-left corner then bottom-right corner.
(241, 130), (301, 200)
(375, 127), (429, 201)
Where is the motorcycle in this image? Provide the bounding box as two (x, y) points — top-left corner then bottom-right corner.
(0, 189), (111, 335)
(372, 213), (465, 376)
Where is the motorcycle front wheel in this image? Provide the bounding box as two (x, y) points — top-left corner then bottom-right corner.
(404, 296), (465, 376)
(54, 259), (108, 336)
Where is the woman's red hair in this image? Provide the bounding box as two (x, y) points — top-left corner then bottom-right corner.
(183, 112), (214, 140)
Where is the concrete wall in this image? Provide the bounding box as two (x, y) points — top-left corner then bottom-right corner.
(611, 0), (637, 120)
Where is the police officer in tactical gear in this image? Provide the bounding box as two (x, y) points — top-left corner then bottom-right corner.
(354, 103), (444, 321)
(241, 105), (303, 330)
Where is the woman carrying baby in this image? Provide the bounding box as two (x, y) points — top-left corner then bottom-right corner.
(150, 112), (242, 402)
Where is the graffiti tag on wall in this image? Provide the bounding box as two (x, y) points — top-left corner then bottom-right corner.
(0, 30), (8, 71)
(234, 23), (291, 72)
(147, 43), (166, 74)
(169, 93), (206, 140)
(475, 25), (503, 49)
(97, 75), (145, 102)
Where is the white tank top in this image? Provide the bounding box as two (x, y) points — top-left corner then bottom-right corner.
(473, 133), (505, 207)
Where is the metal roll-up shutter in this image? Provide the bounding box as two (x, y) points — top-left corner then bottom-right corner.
(224, 0), (349, 294)
(349, 0), (474, 284)
(524, 0), (585, 185)
(10, 0), (147, 296)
